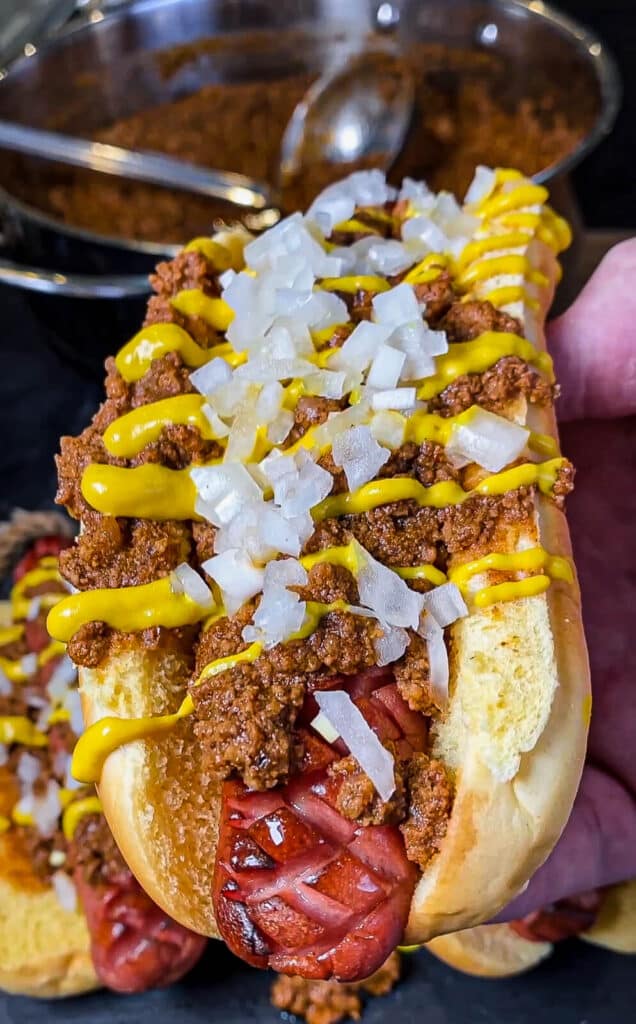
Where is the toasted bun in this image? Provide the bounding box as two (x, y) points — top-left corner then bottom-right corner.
(424, 922), (552, 977)
(0, 818), (97, 998)
(404, 240), (589, 941)
(85, 226), (588, 944)
(0, 603), (97, 998)
(80, 649), (221, 936)
(582, 881), (636, 954)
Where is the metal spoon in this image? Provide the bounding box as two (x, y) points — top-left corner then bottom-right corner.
(0, 120), (273, 210)
(279, 46), (414, 189)
(0, 44), (412, 215)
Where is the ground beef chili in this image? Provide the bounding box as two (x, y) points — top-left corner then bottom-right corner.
(270, 950), (401, 1024)
(400, 754), (454, 869)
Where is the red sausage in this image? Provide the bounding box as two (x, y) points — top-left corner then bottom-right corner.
(74, 869), (207, 993)
(12, 535), (72, 582)
(510, 890), (603, 943)
(213, 670), (421, 981)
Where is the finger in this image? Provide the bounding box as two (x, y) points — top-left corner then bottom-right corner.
(493, 764), (636, 921)
(548, 239), (636, 421)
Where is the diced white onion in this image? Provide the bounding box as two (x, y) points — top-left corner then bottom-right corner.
(374, 624), (410, 666)
(366, 345), (406, 390)
(267, 409), (295, 445)
(401, 214), (449, 252)
(304, 369), (347, 400)
(270, 453), (333, 517)
(202, 550), (264, 615)
(0, 743), (7, 766)
(26, 597), (42, 622)
(0, 668), (10, 697)
(201, 403), (230, 439)
(370, 410), (406, 449)
(419, 583), (468, 628)
(399, 177), (435, 212)
(417, 612), (449, 705)
(191, 463), (263, 527)
(306, 170), (396, 235)
(311, 711), (341, 744)
(264, 559), (308, 588)
(46, 655), (77, 703)
(16, 779), (62, 836)
(331, 425), (390, 491)
(315, 690), (395, 801)
(355, 540), (422, 629)
(446, 409), (530, 473)
(372, 282), (421, 327)
(49, 849), (67, 868)
(62, 689), (84, 737)
(371, 387), (417, 411)
(20, 654), (38, 678)
(332, 320), (392, 375)
(190, 357), (232, 397)
(52, 871), (77, 913)
(242, 585), (306, 648)
(170, 563), (214, 609)
(17, 752), (41, 788)
(464, 165), (496, 205)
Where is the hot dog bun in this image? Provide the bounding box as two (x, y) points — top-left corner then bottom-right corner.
(0, 840), (97, 998)
(424, 922), (552, 977)
(0, 599), (98, 998)
(582, 881), (636, 954)
(68, 170), (588, 957)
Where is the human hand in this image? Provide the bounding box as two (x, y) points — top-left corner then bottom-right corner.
(497, 239), (636, 920)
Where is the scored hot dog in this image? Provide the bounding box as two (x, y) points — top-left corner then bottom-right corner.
(0, 537), (206, 997)
(425, 882), (636, 976)
(50, 168), (589, 981)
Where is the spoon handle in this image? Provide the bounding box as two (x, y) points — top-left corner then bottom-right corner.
(0, 120), (272, 209)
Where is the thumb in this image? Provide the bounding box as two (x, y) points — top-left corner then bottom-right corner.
(494, 764), (636, 922)
(548, 239), (636, 421)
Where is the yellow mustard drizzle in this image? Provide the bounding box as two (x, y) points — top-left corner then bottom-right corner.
(301, 543), (449, 588)
(103, 394), (223, 458)
(81, 463), (197, 521)
(0, 624), (24, 646)
(116, 324), (210, 382)
(318, 275), (391, 294)
(183, 237), (234, 271)
(481, 285), (540, 312)
(11, 562), (63, 620)
(170, 290), (234, 331)
(47, 574), (213, 644)
(475, 183), (549, 220)
(0, 640), (66, 683)
(71, 695), (195, 785)
(312, 458), (566, 521)
(0, 716), (47, 747)
(0, 815), (10, 834)
(455, 233), (534, 269)
(195, 643), (263, 685)
(449, 547), (573, 608)
(62, 796), (103, 840)
(455, 255), (548, 291)
(416, 331), (554, 399)
(115, 324), (244, 384)
(403, 254), (451, 285)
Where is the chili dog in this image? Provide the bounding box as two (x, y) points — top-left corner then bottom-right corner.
(425, 881), (636, 976)
(0, 537), (206, 997)
(50, 168), (589, 981)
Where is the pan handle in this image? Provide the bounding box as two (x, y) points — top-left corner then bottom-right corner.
(0, 257), (150, 297)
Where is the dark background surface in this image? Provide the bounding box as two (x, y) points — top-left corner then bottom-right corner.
(0, 0), (635, 1020)
(559, 0), (636, 227)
